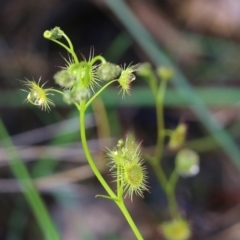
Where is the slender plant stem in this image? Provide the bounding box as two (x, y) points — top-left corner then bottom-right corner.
(49, 39), (71, 55)
(48, 89), (64, 95)
(150, 161), (168, 190)
(117, 201), (144, 240)
(79, 102), (116, 198)
(49, 38), (79, 63)
(62, 33), (74, 52)
(0, 118), (60, 240)
(168, 169), (179, 190)
(166, 170), (179, 218)
(147, 76), (180, 219)
(117, 164), (124, 200)
(91, 97), (111, 147)
(90, 55), (106, 65)
(166, 189), (179, 219)
(151, 156), (179, 219)
(61, 33), (79, 63)
(117, 164), (121, 198)
(79, 102), (144, 239)
(150, 161), (178, 218)
(154, 79), (167, 162)
(85, 80), (118, 109)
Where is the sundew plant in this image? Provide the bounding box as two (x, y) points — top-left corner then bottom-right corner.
(22, 27), (148, 240)
(21, 27), (200, 240)
(137, 64), (200, 240)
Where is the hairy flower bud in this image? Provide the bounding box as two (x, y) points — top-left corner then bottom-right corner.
(21, 78), (55, 111)
(63, 87), (90, 104)
(118, 64), (138, 97)
(97, 62), (121, 81)
(107, 135), (148, 200)
(54, 70), (75, 88)
(43, 27), (64, 40)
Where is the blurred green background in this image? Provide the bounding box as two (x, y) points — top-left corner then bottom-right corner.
(1, 0), (240, 239)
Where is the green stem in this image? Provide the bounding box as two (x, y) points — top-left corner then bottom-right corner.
(48, 39), (71, 54)
(48, 89), (64, 95)
(0, 118), (60, 240)
(62, 32), (79, 63)
(150, 161), (168, 192)
(161, 129), (173, 138)
(79, 102), (144, 239)
(166, 189), (179, 219)
(91, 97), (111, 146)
(117, 164), (121, 198)
(148, 75), (158, 98)
(48, 38), (79, 63)
(151, 162), (179, 219)
(90, 55), (106, 65)
(85, 80), (118, 109)
(117, 164), (124, 200)
(168, 169), (179, 192)
(117, 201), (144, 240)
(79, 102), (116, 198)
(62, 33), (74, 52)
(154, 79), (167, 162)
(147, 76), (180, 219)
(166, 170), (180, 218)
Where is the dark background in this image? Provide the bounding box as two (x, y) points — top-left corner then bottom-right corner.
(1, 0), (240, 239)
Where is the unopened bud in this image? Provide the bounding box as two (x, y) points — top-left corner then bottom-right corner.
(160, 218), (191, 240)
(168, 123), (187, 150)
(43, 27), (64, 40)
(63, 87), (90, 104)
(175, 149), (200, 177)
(54, 70), (75, 88)
(157, 66), (174, 81)
(137, 63), (152, 77)
(97, 62), (121, 81)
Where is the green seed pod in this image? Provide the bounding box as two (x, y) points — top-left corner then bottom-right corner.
(97, 62), (121, 81)
(175, 149), (200, 177)
(53, 70), (75, 88)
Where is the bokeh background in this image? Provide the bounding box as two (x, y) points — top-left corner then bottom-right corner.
(1, 0), (240, 239)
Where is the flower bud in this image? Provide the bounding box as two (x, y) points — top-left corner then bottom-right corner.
(118, 65), (138, 97)
(107, 135), (148, 200)
(157, 66), (174, 81)
(97, 62), (121, 81)
(22, 78), (54, 111)
(43, 27), (63, 40)
(53, 70), (75, 88)
(168, 123), (187, 150)
(137, 63), (152, 77)
(117, 139), (124, 148)
(160, 218), (191, 240)
(63, 87), (90, 104)
(175, 149), (200, 177)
